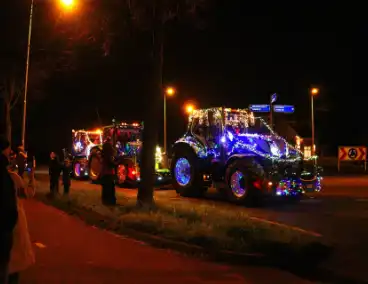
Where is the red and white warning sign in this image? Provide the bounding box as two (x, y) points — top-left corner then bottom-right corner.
(338, 146), (367, 161)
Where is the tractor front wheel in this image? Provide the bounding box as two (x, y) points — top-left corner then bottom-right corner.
(171, 148), (206, 197)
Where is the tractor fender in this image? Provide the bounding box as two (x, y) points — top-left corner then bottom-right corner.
(225, 154), (256, 168)
(172, 142), (198, 159)
(88, 145), (102, 159)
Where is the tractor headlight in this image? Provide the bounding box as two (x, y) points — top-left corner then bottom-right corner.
(74, 141), (84, 153)
(155, 146), (163, 163)
(270, 142), (281, 157)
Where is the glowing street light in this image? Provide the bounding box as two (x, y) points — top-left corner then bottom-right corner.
(310, 87), (319, 156)
(61, 0), (74, 6)
(185, 104), (195, 114)
(166, 87), (175, 96)
(311, 88), (319, 96)
(163, 86), (176, 167)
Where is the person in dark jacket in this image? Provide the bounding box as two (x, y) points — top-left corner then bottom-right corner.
(62, 157), (72, 195)
(100, 142), (116, 205)
(49, 152), (61, 196)
(0, 137), (18, 283)
(16, 145), (27, 178)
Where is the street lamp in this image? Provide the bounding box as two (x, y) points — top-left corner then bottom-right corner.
(21, 0), (75, 146)
(185, 104), (194, 114)
(310, 88), (319, 156)
(61, 0), (74, 5)
(163, 86), (175, 167)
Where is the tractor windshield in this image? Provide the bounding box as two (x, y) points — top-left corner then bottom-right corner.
(116, 128), (141, 143)
(72, 131), (89, 156)
(246, 117), (271, 135)
(88, 133), (102, 145)
(224, 111), (250, 135)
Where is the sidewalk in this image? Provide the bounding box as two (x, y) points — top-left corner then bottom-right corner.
(21, 199), (313, 284)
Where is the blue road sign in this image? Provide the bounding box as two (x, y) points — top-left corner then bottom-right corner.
(249, 104), (271, 112)
(273, 105), (295, 113)
(271, 93), (277, 104)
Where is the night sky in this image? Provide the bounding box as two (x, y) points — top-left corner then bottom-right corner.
(1, 1), (358, 161)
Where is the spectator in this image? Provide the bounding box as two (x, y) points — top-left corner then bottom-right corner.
(49, 152), (61, 196)
(16, 146), (27, 178)
(7, 166), (35, 284)
(0, 137), (18, 283)
(62, 157), (72, 195)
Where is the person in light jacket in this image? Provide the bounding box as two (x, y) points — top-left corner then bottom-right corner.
(7, 165), (36, 284)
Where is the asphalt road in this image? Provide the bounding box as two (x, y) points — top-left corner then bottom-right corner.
(33, 172), (368, 282)
(22, 199), (313, 284)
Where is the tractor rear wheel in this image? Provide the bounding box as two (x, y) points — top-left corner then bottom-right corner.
(225, 158), (265, 206)
(88, 152), (102, 182)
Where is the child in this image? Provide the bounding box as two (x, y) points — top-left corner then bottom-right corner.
(62, 158), (72, 195)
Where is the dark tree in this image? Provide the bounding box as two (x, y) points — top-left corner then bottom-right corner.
(126, 0), (207, 209)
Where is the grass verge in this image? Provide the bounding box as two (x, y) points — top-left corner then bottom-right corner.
(34, 184), (332, 270)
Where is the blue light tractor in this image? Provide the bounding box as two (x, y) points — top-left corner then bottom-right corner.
(170, 107), (322, 205)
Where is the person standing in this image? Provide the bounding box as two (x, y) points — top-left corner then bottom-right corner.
(100, 142), (116, 205)
(15, 146), (27, 178)
(0, 137), (18, 283)
(7, 167), (35, 284)
(62, 158), (71, 195)
(49, 152), (61, 196)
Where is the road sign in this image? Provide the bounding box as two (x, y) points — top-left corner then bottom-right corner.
(338, 146), (367, 172)
(249, 104), (270, 112)
(273, 105), (295, 113)
(270, 93), (277, 104)
(338, 146), (366, 161)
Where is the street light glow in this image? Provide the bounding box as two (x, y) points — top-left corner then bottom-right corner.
(311, 88), (319, 95)
(61, 0), (73, 6)
(166, 87), (175, 96)
(60, 0), (75, 10)
(185, 104), (194, 114)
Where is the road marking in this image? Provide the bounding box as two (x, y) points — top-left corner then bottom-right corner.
(34, 242), (46, 248)
(248, 217), (323, 237)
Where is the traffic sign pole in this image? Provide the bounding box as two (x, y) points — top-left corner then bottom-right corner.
(269, 93), (277, 131)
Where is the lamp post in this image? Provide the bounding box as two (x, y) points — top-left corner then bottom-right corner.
(163, 87), (175, 167)
(21, 0), (34, 147)
(310, 88), (319, 156)
(21, 0), (75, 146)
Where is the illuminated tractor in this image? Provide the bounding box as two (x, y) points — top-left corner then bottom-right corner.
(171, 107), (322, 205)
(87, 122), (171, 187)
(71, 129), (103, 179)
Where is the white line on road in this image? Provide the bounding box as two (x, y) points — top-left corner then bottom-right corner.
(248, 217), (323, 237)
(34, 242), (46, 248)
